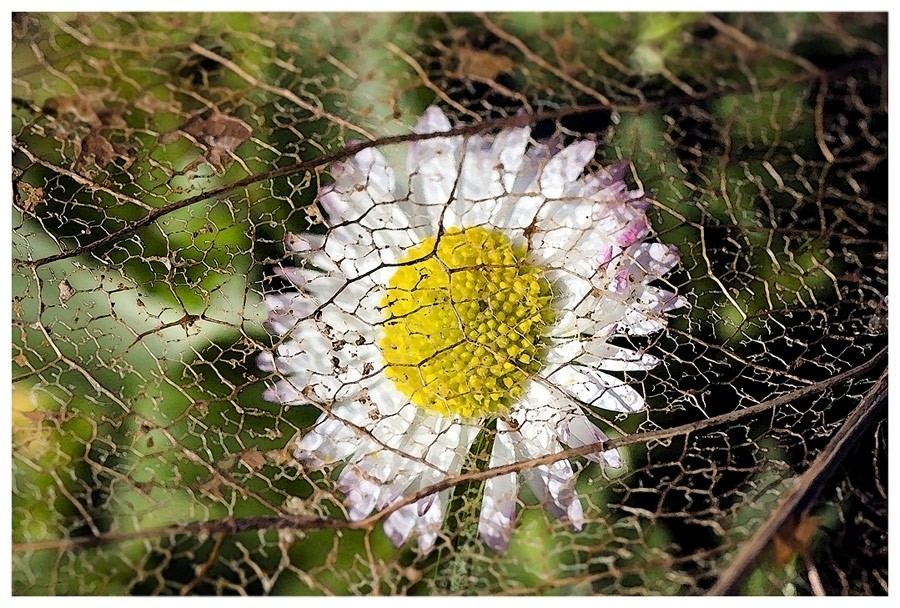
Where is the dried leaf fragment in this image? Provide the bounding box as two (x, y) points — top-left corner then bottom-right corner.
(454, 47), (516, 80)
(44, 92), (105, 127)
(239, 449), (266, 471)
(773, 513), (823, 566)
(80, 131), (117, 165)
(178, 112), (253, 172)
(44, 90), (125, 129)
(15, 182), (44, 213)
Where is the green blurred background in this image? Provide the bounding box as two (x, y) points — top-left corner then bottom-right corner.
(11, 13), (887, 595)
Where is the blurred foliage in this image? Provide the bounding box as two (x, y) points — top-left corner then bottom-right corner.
(11, 12), (887, 596)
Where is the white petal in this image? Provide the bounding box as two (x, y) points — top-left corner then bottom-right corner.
(568, 293), (629, 337)
(488, 141), (596, 234)
(384, 503), (418, 547)
(547, 364), (646, 413)
(547, 293), (608, 339)
(294, 404), (371, 467)
(617, 286), (685, 336)
(458, 134), (495, 199)
(415, 489), (451, 552)
(512, 382), (569, 431)
(403, 416), (464, 468)
(406, 107), (461, 235)
(335, 147), (397, 204)
(490, 193), (545, 234)
(277, 268), (346, 308)
(376, 475), (417, 512)
(478, 420), (518, 552)
(415, 105), (453, 135)
(525, 459), (584, 530)
(373, 416), (477, 550)
(538, 140), (596, 199)
(580, 341), (660, 371)
(265, 307), (382, 404)
(368, 379), (410, 419)
(295, 431), (349, 468)
(321, 147), (404, 240)
(457, 125), (531, 201)
(556, 412), (622, 468)
(284, 232), (325, 254)
(264, 292), (315, 334)
(621, 313), (666, 335)
(429, 420), (480, 472)
(371, 224), (420, 254)
(547, 339), (660, 372)
(367, 405), (419, 450)
(494, 126), (532, 192)
(509, 139), (555, 194)
(630, 242), (681, 277)
(324, 222), (383, 277)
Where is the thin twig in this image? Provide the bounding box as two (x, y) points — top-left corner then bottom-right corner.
(12, 348), (885, 553)
(13, 56), (883, 270)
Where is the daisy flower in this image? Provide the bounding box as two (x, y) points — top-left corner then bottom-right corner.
(259, 107), (684, 553)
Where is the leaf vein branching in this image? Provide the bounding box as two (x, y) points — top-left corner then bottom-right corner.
(12, 347), (884, 553)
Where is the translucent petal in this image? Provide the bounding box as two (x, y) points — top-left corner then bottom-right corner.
(384, 503), (418, 547)
(415, 489), (451, 552)
(478, 421), (518, 552)
(406, 106), (461, 232)
(556, 412), (622, 468)
(538, 140), (596, 198)
(260, 106), (684, 555)
(547, 364), (646, 413)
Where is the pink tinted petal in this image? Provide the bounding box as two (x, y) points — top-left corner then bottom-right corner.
(597, 244), (615, 268)
(631, 242), (681, 277)
(479, 489), (516, 553)
(618, 217), (649, 247)
(603, 159), (629, 184)
(384, 503), (417, 547)
(612, 269), (630, 295)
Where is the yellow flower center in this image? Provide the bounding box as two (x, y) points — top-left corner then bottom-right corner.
(379, 227), (554, 418)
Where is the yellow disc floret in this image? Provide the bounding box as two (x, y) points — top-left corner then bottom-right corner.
(379, 227), (555, 418)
